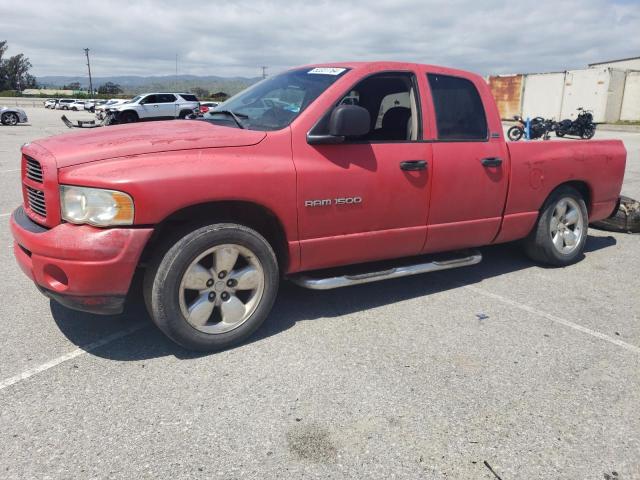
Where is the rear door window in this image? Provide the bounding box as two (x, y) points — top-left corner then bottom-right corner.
(179, 94), (198, 102)
(157, 94), (176, 103)
(427, 74), (487, 140)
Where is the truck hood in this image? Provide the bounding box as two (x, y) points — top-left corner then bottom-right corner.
(31, 120), (267, 168)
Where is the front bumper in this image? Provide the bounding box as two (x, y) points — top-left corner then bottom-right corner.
(10, 207), (153, 315)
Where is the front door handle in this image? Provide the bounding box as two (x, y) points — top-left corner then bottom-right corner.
(400, 160), (427, 171)
(481, 157), (502, 167)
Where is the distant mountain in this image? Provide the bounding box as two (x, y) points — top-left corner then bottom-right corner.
(36, 74), (261, 96)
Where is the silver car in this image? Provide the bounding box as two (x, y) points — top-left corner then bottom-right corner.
(0, 106), (28, 126)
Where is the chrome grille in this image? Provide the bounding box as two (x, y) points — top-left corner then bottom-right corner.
(26, 186), (46, 217)
(25, 156), (43, 183)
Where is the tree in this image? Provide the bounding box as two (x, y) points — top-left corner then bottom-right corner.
(97, 82), (123, 95)
(191, 86), (209, 99)
(63, 81), (81, 90)
(211, 91), (229, 101)
(0, 41), (37, 91)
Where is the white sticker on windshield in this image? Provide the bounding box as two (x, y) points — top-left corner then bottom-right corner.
(308, 67), (346, 75)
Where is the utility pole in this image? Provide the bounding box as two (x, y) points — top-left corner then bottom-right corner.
(175, 53), (178, 91)
(261, 66), (268, 79)
(84, 48), (93, 98)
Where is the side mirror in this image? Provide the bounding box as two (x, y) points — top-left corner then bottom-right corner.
(329, 105), (370, 137)
(307, 105), (370, 145)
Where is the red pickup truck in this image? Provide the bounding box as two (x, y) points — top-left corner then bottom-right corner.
(11, 62), (626, 351)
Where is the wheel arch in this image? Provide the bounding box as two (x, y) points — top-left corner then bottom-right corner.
(119, 109), (139, 119)
(140, 200), (290, 273)
(546, 180), (592, 214)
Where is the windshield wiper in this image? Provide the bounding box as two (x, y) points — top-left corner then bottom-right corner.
(210, 110), (248, 129)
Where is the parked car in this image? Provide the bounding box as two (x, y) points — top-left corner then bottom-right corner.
(108, 92), (199, 123)
(9, 61), (626, 351)
(44, 99), (57, 109)
(0, 106), (28, 125)
(199, 101), (220, 114)
(95, 99), (131, 119)
(56, 99), (76, 110)
(84, 100), (106, 112)
(68, 100), (86, 111)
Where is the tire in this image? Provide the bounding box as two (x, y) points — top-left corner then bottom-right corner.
(590, 196), (640, 233)
(523, 186), (588, 266)
(1, 112), (19, 126)
(581, 126), (595, 139)
(178, 110), (192, 119)
(63, 106), (68, 110)
(144, 223), (279, 351)
(507, 126), (523, 141)
(120, 111), (138, 123)
(555, 130), (565, 137)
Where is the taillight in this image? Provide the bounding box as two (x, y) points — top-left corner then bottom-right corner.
(200, 106), (209, 113)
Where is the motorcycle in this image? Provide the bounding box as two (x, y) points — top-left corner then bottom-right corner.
(507, 116), (553, 141)
(554, 107), (596, 139)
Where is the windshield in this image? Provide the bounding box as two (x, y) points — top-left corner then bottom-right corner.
(204, 67), (349, 131)
(129, 95), (143, 104)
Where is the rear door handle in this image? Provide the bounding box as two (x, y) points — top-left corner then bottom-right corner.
(400, 160), (427, 171)
(481, 157), (502, 167)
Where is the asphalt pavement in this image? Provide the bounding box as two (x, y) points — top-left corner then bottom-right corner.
(0, 107), (638, 479)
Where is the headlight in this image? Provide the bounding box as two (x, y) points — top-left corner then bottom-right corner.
(60, 185), (134, 227)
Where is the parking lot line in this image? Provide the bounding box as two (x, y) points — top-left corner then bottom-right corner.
(0, 168), (20, 173)
(464, 284), (640, 355)
(0, 322), (147, 392)
(0, 212), (11, 218)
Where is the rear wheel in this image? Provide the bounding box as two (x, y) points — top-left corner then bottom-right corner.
(1, 112), (19, 126)
(144, 223), (279, 351)
(523, 186), (588, 266)
(507, 126), (523, 141)
(178, 110), (192, 119)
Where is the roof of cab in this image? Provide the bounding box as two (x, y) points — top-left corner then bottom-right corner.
(294, 61), (484, 82)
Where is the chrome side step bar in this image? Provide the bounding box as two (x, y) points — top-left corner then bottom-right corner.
(289, 250), (482, 290)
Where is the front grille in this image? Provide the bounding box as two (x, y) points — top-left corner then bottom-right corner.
(26, 186), (46, 217)
(25, 156), (43, 183)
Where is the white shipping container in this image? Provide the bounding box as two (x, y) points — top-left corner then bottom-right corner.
(560, 68), (625, 123)
(521, 72), (565, 120)
(620, 71), (640, 121)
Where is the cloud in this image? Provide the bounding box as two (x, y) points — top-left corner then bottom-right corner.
(1, 0), (639, 78)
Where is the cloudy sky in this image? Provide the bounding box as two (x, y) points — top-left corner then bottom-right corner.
(1, 0), (639, 79)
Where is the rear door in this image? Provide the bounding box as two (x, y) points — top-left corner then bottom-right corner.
(422, 71), (510, 253)
(156, 94), (178, 118)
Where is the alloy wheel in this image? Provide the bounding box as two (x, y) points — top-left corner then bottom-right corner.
(178, 244), (265, 334)
(550, 197), (584, 254)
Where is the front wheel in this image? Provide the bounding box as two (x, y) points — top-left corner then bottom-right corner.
(144, 223), (279, 351)
(523, 186), (588, 266)
(581, 125), (595, 139)
(507, 126), (524, 141)
(1, 112), (19, 126)
(120, 111), (138, 123)
(555, 130), (565, 137)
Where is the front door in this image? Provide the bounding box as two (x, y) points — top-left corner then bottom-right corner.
(293, 71), (433, 271)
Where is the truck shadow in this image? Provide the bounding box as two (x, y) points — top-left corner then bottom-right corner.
(50, 234), (617, 361)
